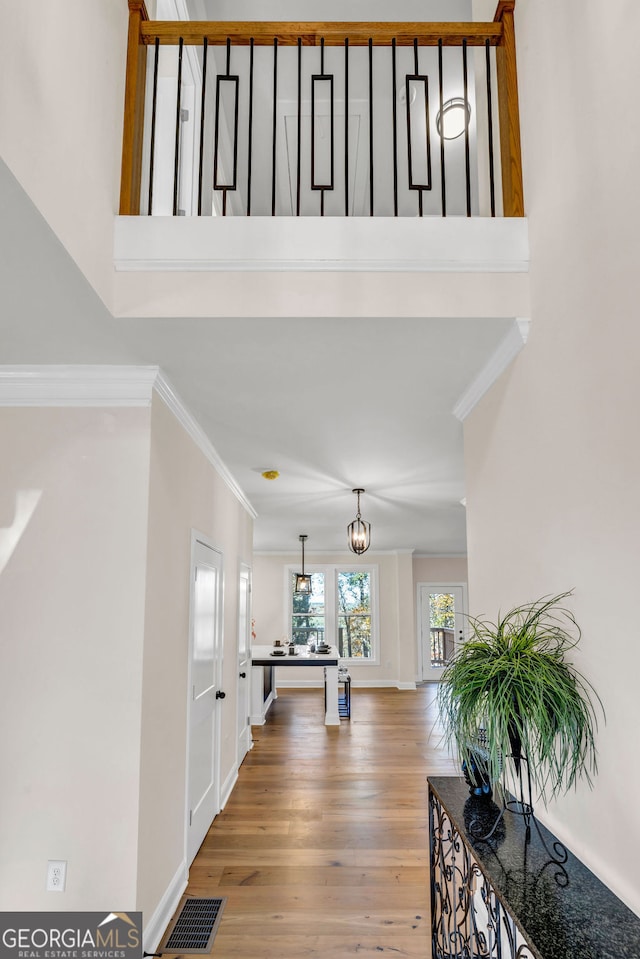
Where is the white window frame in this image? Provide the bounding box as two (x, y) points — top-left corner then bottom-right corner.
(285, 564), (380, 666)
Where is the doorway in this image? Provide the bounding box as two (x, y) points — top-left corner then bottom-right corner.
(186, 536), (224, 867)
(417, 583), (467, 682)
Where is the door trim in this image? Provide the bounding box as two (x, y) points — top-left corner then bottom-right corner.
(236, 561), (252, 767)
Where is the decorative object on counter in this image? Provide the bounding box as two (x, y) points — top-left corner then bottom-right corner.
(347, 488), (371, 555)
(251, 618), (256, 642)
(437, 591), (604, 840)
(294, 534), (312, 594)
(461, 727), (493, 799)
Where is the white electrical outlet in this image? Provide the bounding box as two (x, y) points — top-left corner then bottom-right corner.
(46, 860), (67, 892)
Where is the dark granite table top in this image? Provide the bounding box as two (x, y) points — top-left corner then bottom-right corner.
(428, 776), (640, 959)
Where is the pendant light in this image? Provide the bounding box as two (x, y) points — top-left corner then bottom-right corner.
(294, 534), (312, 593)
(347, 488), (371, 555)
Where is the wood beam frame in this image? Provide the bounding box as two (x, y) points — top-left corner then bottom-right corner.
(119, 0), (149, 215)
(138, 21), (503, 47)
(494, 1), (524, 216)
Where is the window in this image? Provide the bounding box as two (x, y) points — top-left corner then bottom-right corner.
(291, 572), (326, 646)
(337, 571), (372, 658)
(289, 566), (377, 662)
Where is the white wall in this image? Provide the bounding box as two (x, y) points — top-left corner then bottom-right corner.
(0, 406), (151, 909)
(0, 0), (128, 308)
(463, 0), (640, 916)
(136, 392), (253, 921)
(413, 554), (468, 585)
(0, 389), (253, 924)
(253, 550), (416, 687)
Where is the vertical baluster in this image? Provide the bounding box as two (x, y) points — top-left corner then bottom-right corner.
(392, 38), (398, 217)
(344, 37), (349, 216)
(148, 37), (159, 215)
(297, 37), (302, 216)
(485, 38), (496, 218)
(320, 38), (325, 217)
(462, 38), (471, 218)
(247, 37), (254, 216)
(413, 38), (423, 217)
(173, 37), (184, 216)
(369, 37), (374, 217)
(223, 37), (231, 216)
(271, 37), (278, 216)
(438, 38), (446, 217)
(197, 37), (208, 216)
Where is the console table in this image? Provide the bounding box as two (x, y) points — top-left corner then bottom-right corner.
(250, 645), (340, 726)
(428, 776), (640, 959)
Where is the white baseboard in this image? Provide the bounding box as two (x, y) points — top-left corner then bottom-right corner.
(220, 764), (238, 810)
(250, 690), (276, 725)
(143, 859), (188, 953)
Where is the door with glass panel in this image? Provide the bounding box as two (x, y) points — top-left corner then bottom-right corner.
(419, 584), (467, 681)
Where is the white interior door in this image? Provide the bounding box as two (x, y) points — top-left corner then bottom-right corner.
(237, 564), (251, 765)
(186, 538), (223, 866)
(418, 583), (467, 682)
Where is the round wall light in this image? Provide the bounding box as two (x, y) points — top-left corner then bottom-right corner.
(436, 97), (472, 140)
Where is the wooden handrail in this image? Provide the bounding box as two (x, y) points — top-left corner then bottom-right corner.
(138, 21), (503, 46)
(494, 0), (524, 217)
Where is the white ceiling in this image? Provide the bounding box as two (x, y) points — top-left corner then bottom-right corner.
(123, 313), (513, 553)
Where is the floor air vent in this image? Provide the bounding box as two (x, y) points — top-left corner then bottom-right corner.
(158, 896), (227, 954)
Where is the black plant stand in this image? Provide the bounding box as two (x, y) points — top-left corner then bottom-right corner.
(466, 752), (569, 873)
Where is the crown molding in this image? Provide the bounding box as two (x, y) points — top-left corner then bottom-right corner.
(0, 365), (159, 406)
(0, 364), (257, 519)
(153, 372), (257, 519)
(452, 317), (530, 422)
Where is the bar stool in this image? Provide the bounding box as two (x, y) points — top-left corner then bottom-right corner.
(338, 666), (351, 719)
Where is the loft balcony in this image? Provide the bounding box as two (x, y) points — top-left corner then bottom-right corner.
(115, 1), (528, 276)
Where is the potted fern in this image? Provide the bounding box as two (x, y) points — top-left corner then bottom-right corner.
(437, 592), (603, 810)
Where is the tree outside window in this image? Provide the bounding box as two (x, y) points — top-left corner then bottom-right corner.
(338, 571), (372, 659)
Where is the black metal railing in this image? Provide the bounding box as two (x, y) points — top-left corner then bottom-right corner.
(121, 8), (524, 219)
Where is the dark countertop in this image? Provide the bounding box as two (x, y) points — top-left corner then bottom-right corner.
(428, 776), (640, 959)
(251, 643), (338, 666)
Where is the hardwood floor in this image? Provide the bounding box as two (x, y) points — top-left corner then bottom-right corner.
(172, 685), (456, 958)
